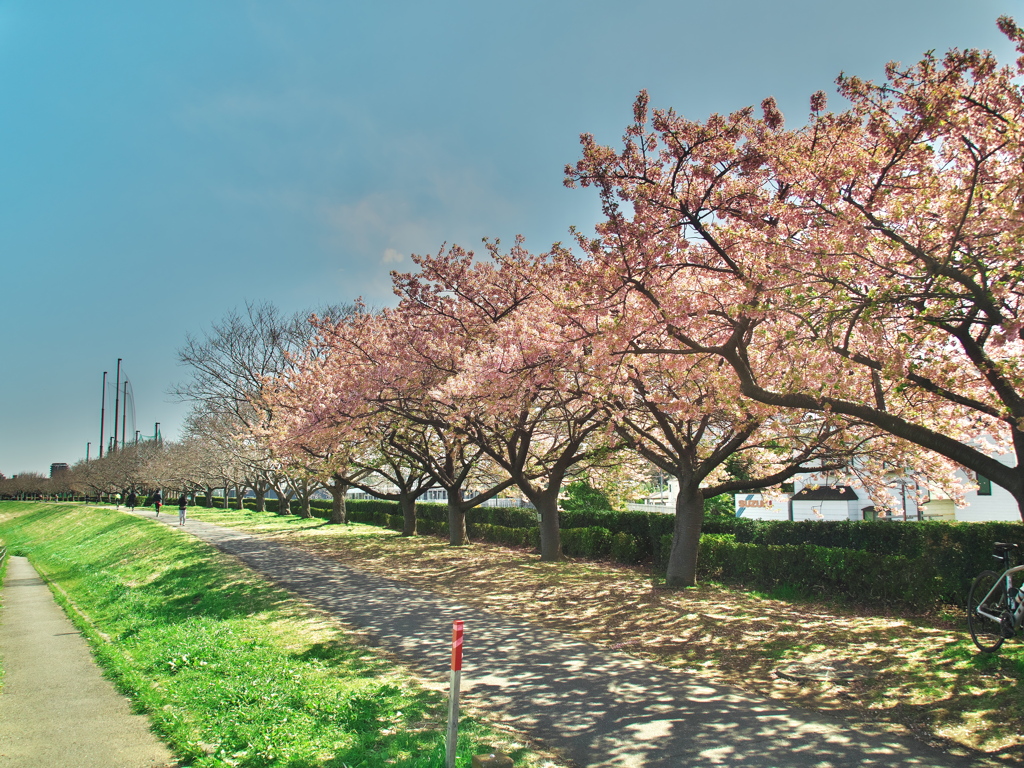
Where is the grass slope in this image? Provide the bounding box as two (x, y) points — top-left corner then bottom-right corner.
(0, 535), (6, 693)
(0, 502), (555, 768)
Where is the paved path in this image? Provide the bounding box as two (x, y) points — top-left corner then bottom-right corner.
(137, 512), (981, 768)
(0, 555), (175, 768)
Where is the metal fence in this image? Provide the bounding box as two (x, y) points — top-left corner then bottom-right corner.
(625, 502), (673, 514)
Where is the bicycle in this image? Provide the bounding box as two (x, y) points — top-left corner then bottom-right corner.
(967, 542), (1024, 652)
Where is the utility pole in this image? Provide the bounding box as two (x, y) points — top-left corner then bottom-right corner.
(99, 371), (107, 458)
(113, 358), (122, 452)
(135, 430), (140, 446)
(155, 422), (161, 446)
(86, 442), (91, 462)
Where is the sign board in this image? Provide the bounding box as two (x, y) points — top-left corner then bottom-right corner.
(735, 494), (790, 520)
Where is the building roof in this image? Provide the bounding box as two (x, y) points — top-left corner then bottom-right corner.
(791, 485), (859, 501)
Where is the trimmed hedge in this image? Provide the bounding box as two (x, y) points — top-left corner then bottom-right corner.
(694, 534), (942, 607)
(561, 526), (612, 559)
(734, 518), (927, 554)
(728, 518), (1024, 603)
(468, 523), (539, 549)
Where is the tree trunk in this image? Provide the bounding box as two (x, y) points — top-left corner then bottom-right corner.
(221, 486), (229, 508)
(665, 479), (705, 588)
(328, 479), (348, 525)
(203, 487), (213, 507)
(534, 491), (563, 562)
(254, 487), (266, 513)
(296, 492), (312, 519)
(235, 485), (244, 510)
(272, 486), (292, 516)
(448, 489), (468, 545)
(400, 494), (417, 536)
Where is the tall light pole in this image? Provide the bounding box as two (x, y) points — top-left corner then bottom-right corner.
(121, 379), (128, 450)
(113, 358), (122, 452)
(99, 371), (107, 458)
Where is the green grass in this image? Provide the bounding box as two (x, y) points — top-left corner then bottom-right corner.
(0, 536), (6, 693)
(0, 502), (547, 768)
(181, 506), (332, 535)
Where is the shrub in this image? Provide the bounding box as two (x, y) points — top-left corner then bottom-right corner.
(655, 533), (674, 572)
(704, 493), (735, 517)
(728, 517), (1023, 604)
(698, 513), (736, 535)
(469, 523), (539, 549)
(647, 512), (676, 545)
(560, 481), (614, 515)
(695, 535), (943, 607)
(610, 532), (642, 564)
(561, 526), (612, 559)
(474, 506), (537, 529)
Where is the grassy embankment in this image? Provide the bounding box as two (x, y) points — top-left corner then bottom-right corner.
(0, 533), (6, 692)
(0, 502), (560, 768)
(183, 504), (1024, 763)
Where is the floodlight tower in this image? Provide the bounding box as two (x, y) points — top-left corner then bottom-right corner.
(113, 358), (122, 452)
(99, 371), (107, 458)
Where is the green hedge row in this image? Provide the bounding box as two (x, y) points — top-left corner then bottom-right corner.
(341, 501), (647, 565)
(560, 526), (643, 563)
(648, 529), (1020, 607)
(242, 496), (686, 550)
(468, 523), (539, 549)
(727, 518), (1024, 602)
(690, 534), (943, 607)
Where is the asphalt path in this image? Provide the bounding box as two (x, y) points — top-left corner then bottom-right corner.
(133, 510), (984, 768)
(0, 555), (175, 768)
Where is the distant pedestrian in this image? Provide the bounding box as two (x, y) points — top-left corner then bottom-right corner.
(178, 493), (187, 526)
(114, 492), (121, 509)
(126, 490), (137, 511)
(153, 490), (162, 517)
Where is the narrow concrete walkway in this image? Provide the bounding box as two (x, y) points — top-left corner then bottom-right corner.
(140, 512), (981, 768)
(0, 556), (175, 768)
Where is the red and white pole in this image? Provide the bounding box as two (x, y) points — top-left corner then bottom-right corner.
(446, 620), (463, 768)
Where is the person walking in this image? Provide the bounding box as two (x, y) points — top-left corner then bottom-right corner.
(153, 490), (162, 517)
(114, 492), (122, 509)
(126, 490), (137, 511)
(177, 493), (188, 526)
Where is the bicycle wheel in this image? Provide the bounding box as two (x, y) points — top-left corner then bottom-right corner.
(968, 570), (1007, 653)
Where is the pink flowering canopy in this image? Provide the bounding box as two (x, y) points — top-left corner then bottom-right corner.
(566, 17), (1024, 513)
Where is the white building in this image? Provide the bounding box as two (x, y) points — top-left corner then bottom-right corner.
(734, 466), (1020, 523)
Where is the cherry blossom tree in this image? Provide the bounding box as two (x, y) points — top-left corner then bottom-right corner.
(590, 338), (887, 585)
(273, 305), (513, 544)
(260, 306), (441, 529)
(370, 308), (517, 546)
(352, 431), (439, 535)
(567, 18), (1024, 518)
(174, 301), (352, 514)
(256, 344), (376, 525)
(182, 409), (252, 508)
(394, 240), (624, 561)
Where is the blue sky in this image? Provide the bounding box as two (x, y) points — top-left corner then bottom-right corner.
(0, 0), (1017, 475)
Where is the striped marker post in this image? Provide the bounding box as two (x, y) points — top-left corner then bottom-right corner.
(446, 620), (464, 768)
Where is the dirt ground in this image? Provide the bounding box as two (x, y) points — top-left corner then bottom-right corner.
(192, 511), (1024, 764)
